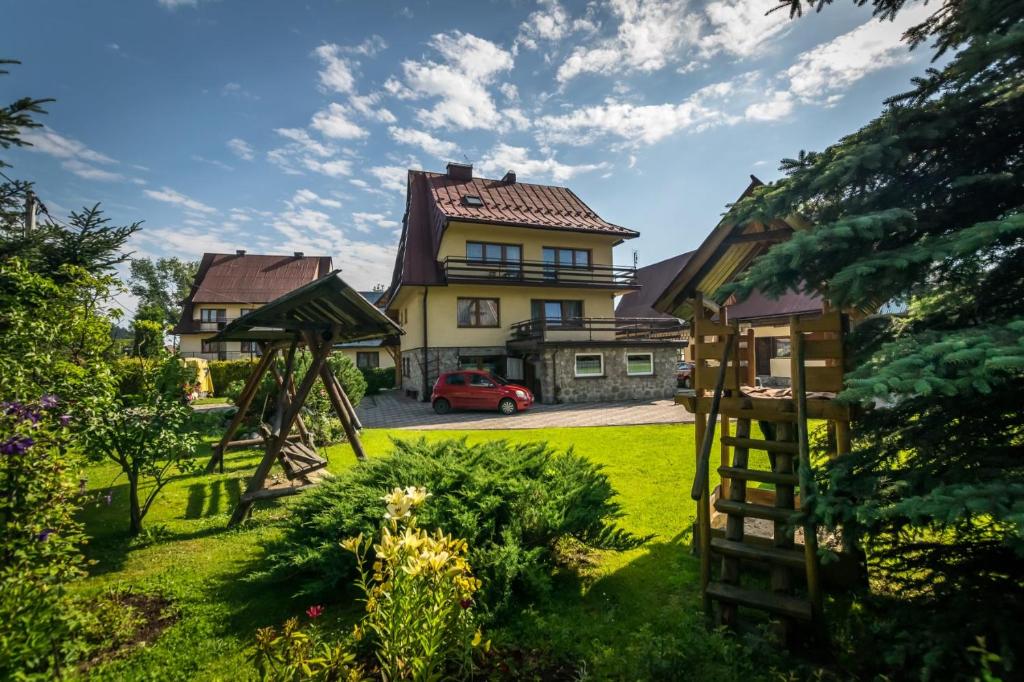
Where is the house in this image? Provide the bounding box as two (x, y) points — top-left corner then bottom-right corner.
(333, 290), (399, 371)
(380, 162), (685, 403)
(616, 250), (823, 383)
(174, 251), (333, 360)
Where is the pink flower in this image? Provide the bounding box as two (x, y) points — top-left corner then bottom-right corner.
(306, 604), (324, 619)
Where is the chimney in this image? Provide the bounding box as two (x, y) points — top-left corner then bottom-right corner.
(236, 249), (246, 256)
(446, 162), (473, 181)
(293, 251), (304, 258)
(501, 170), (516, 184)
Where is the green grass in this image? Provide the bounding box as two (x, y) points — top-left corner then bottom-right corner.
(190, 397), (232, 406)
(74, 424), (775, 680)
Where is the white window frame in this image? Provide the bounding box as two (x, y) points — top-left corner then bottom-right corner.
(574, 352), (604, 378)
(626, 352), (654, 376)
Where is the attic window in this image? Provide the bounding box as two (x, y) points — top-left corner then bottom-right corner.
(461, 195), (484, 208)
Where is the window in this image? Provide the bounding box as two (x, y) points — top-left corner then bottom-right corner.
(626, 352), (654, 376)
(201, 339), (222, 353)
(240, 340), (257, 354)
(200, 308), (227, 322)
(574, 353), (604, 377)
(773, 338), (792, 359)
(402, 356), (411, 378)
(239, 308), (255, 317)
(531, 300), (583, 326)
(445, 373), (467, 385)
(542, 247), (590, 268)
(356, 351), (380, 369)
(466, 241), (522, 264)
(461, 195), (484, 207)
(457, 298), (499, 328)
(469, 373), (495, 387)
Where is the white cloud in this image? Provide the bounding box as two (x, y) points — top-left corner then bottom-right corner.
(143, 186), (217, 214)
(157, 0), (198, 8)
(388, 126), (458, 159)
(222, 82), (259, 100)
(369, 165), (413, 194)
(302, 158), (353, 177)
(310, 103), (368, 139)
(397, 31), (514, 130)
(499, 83), (519, 102)
(191, 154), (234, 171)
(289, 188), (343, 209)
(313, 44), (357, 94)
(477, 143), (609, 183)
(349, 93), (398, 123)
(342, 35), (388, 57)
(22, 127), (116, 164)
(352, 212), (399, 233)
(699, 0), (791, 59)
(227, 137), (255, 161)
(782, 4), (929, 105)
(273, 128), (334, 157)
(61, 159), (125, 182)
(744, 90), (794, 121)
(556, 0), (699, 82)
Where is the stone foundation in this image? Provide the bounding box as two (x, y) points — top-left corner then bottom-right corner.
(540, 344), (679, 404)
(400, 346), (508, 401)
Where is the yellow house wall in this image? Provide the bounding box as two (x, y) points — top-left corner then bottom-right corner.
(437, 221), (620, 266)
(190, 303), (262, 322)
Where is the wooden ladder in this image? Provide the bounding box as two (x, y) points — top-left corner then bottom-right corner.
(693, 318), (824, 638)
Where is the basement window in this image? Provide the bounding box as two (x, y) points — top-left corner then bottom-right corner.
(461, 194), (485, 208)
(574, 353), (604, 378)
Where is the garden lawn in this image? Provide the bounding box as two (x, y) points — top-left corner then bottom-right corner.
(74, 423), (771, 680)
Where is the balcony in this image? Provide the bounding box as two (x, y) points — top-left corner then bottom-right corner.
(442, 257), (639, 289)
(196, 317), (232, 332)
(508, 317), (688, 347)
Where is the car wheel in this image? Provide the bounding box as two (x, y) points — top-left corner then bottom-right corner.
(433, 398), (451, 415)
(683, 376), (692, 389)
(498, 398), (517, 415)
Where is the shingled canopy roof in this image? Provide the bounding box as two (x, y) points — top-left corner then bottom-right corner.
(211, 271), (403, 344)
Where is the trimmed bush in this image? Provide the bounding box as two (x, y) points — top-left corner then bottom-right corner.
(113, 357), (197, 398)
(360, 367), (395, 395)
(207, 359), (257, 397)
(258, 438), (648, 618)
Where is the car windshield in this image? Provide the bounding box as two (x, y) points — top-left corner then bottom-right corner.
(487, 373), (510, 385)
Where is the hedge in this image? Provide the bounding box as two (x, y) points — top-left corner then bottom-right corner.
(360, 367), (395, 395)
(207, 359), (258, 397)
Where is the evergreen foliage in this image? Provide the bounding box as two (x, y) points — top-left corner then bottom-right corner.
(725, 0), (1024, 674)
(258, 438), (648, 619)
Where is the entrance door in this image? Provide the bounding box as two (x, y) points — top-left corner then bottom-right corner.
(755, 337), (772, 376)
(524, 359), (542, 402)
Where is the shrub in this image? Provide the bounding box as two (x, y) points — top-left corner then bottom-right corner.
(345, 487), (485, 679)
(259, 438), (648, 618)
(208, 358), (257, 397)
(252, 616), (366, 681)
(114, 357), (197, 398)
(360, 367), (395, 396)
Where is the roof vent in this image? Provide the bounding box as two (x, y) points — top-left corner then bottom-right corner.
(236, 249), (246, 256)
(501, 170), (516, 184)
(294, 251), (304, 258)
(461, 195), (485, 208)
(446, 162), (473, 181)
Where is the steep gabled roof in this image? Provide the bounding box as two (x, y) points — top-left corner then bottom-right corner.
(615, 251), (695, 319)
(383, 168), (637, 305)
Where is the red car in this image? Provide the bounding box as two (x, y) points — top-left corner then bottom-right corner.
(431, 370), (534, 415)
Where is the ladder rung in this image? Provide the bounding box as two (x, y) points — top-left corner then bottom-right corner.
(715, 499), (797, 522)
(718, 466), (799, 486)
(706, 582), (812, 620)
(710, 538), (806, 569)
(721, 436), (798, 454)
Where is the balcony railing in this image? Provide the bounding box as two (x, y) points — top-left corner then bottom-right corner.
(508, 317), (688, 344)
(443, 257), (639, 288)
(196, 317), (233, 332)
(180, 350), (261, 361)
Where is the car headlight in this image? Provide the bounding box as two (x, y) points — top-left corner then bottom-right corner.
(515, 390), (528, 399)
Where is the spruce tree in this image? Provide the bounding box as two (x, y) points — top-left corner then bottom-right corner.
(725, 0), (1023, 674)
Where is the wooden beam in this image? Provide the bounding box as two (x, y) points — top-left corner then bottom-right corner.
(723, 228), (792, 246)
(206, 346), (277, 474)
(271, 364), (314, 449)
(311, 334), (366, 462)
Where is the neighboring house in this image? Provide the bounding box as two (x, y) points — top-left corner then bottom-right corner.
(614, 251), (693, 359)
(174, 250), (333, 360)
(333, 290), (399, 371)
(381, 162), (685, 403)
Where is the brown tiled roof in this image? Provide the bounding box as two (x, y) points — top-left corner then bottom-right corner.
(615, 251), (694, 319)
(423, 172), (637, 237)
(174, 252), (332, 334)
(384, 169), (636, 302)
(725, 288), (822, 322)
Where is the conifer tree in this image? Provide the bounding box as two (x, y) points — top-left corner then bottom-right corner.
(726, 0), (1023, 673)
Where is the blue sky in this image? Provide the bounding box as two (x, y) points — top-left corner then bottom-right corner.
(4, 0), (935, 308)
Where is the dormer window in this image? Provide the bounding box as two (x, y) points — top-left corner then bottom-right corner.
(461, 195), (484, 208)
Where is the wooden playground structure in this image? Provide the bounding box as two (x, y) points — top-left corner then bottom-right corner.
(655, 177), (856, 640)
(202, 271), (403, 527)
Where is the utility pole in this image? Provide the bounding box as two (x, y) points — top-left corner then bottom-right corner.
(23, 191), (37, 236)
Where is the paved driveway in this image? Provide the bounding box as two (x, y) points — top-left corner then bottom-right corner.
(355, 391), (694, 430)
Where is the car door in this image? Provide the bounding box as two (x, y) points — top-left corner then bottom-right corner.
(468, 372), (501, 410)
(443, 373), (471, 408)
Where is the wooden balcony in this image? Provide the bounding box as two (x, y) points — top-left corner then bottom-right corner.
(442, 257), (639, 289)
(508, 317), (687, 347)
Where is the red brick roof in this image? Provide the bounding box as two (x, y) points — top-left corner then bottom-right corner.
(174, 252), (332, 333)
(423, 172), (637, 236)
(385, 168), (637, 298)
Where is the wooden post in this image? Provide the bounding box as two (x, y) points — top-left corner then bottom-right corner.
(792, 317), (824, 625)
(720, 401), (752, 628)
(332, 372), (364, 431)
(206, 346), (277, 473)
(308, 332), (367, 462)
(746, 328), (756, 386)
(228, 334), (330, 527)
(271, 364), (314, 448)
